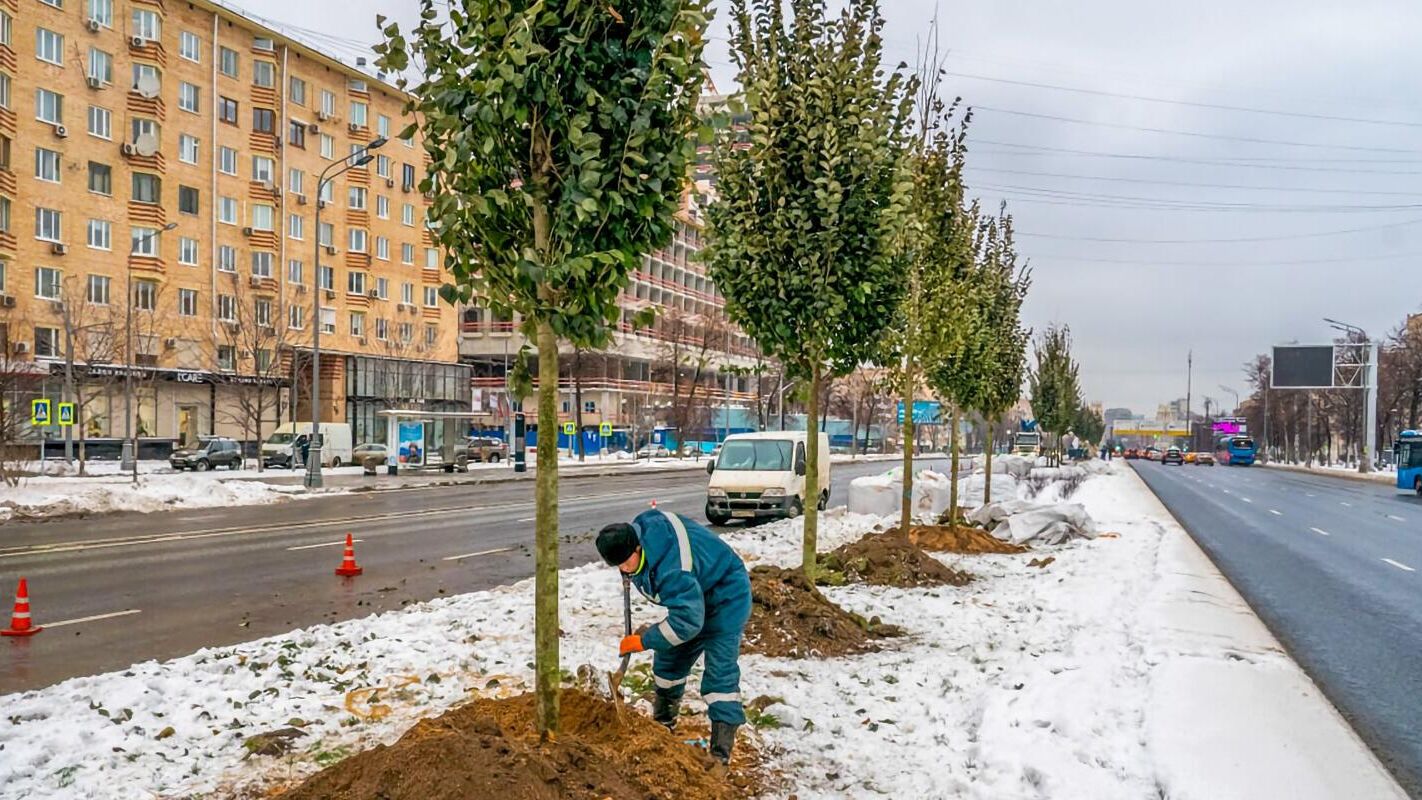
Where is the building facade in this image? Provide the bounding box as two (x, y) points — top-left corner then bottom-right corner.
(2, 0), (466, 451)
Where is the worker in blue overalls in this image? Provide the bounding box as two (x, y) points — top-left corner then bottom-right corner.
(597, 508), (752, 764)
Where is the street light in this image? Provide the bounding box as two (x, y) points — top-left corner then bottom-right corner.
(120, 221), (178, 482)
(1323, 317), (1377, 473)
(305, 138), (387, 489)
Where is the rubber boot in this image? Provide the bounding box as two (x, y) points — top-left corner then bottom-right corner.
(652, 693), (680, 731)
(710, 721), (739, 764)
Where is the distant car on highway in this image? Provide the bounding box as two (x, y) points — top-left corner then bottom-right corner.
(637, 444), (672, 459)
(1162, 447), (1185, 465)
(1123, 448), (1140, 460)
(170, 436), (243, 471)
(1195, 452), (1215, 466)
(1145, 448), (1162, 461)
(1184, 451), (1197, 464)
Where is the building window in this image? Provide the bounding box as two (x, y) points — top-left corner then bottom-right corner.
(179, 31), (201, 62)
(178, 185), (199, 215)
(287, 259), (303, 284)
(320, 307), (336, 335)
(88, 0), (113, 27)
(376, 155), (391, 178)
(425, 248), (439, 269)
(35, 208), (62, 242)
(178, 288), (197, 316)
(375, 317), (388, 340)
(377, 114), (390, 138)
(131, 9), (160, 41)
(131, 172), (160, 204)
(401, 282), (414, 304)
(35, 267), (61, 300)
(252, 108), (274, 133)
(254, 298), (272, 328)
(251, 155), (274, 183)
(0, 72), (11, 110)
(219, 146), (238, 175)
(179, 237), (199, 265)
(424, 286), (439, 307)
(87, 274), (110, 304)
(252, 61), (274, 88)
(250, 204), (274, 231)
(375, 236), (389, 261)
(86, 219), (110, 250)
(130, 226), (159, 256)
(288, 214), (303, 240)
(217, 295), (236, 322)
(350, 312), (365, 337)
(217, 245), (236, 272)
(251, 251), (273, 277)
(288, 168), (304, 195)
(319, 134), (334, 160)
(348, 186), (367, 210)
(129, 117), (159, 144)
(289, 76), (306, 106)
(401, 204), (415, 226)
(217, 345), (235, 370)
(318, 180), (334, 205)
(131, 63), (161, 93)
(218, 196), (237, 225)
(401, 163), (416, 191)
(319, 265), (334, 291)
(317, 222), (333, 247)
(346, 271), (366, 295)
(0, 10), (8, 47)
(39, 0), (62, 9)
(133, 279), (157, 311)
(178, 82), (200, 113)
(88, 48), (113, 84)
(219, 47), (239, 78)
(35, 327), (61, 358)
(348, 229), (367, 253)
(36, 28), (64, 66)
(218, 96), (238, 124)
(179, 134), (199, 164)
(401, 243), (414, 265)
(288, 120), (306, 149)
(320, 90), (335, 117)
(255, 349), (272, 370)
(36, 88), (63, 124)
(425, 325), (438, 346)
(375, 196), (389, 219)
(34, 148), (61, 183)
(349, 101), (368, 127)
(0, 197), (8, 235)
(374, 277), (388, 300)
(399, 322), (413, 343)
(288, 305), (304, 330)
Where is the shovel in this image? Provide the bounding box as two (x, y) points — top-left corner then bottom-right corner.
(606, 574), (633, 716)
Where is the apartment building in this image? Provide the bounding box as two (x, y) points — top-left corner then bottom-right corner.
(2, 0), (468, 450)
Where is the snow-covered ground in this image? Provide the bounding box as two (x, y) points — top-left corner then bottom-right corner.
(0, 462), (1402, 799)
(0, 471), (336, 521)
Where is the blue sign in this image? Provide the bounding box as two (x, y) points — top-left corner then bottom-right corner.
(652, 430), (664, 444)
(896, 400), (942, 425)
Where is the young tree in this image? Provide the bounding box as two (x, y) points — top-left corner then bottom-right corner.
(378, 0), (709, 735)
(0, 318), (46, 486)
(53, 276), (127, 474)
(212, 273), (293, 470)
(1029, 324), (1081, 465)
(706, 0), (914, 571)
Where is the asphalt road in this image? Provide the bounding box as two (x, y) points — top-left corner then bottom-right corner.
(0, 457), (932, 694)
(1132, 460), (1422, 797)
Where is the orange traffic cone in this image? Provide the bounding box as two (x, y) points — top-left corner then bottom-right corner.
(334, 534), (363, 577)
(2, 578), (42, 637)
(649, 499), (658, 509)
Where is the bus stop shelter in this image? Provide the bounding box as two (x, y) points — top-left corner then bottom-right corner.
(376, 409), (495, 475)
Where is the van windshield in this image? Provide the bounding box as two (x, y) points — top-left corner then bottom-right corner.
(717, 440), (793, 471)
(267, 433), (298, 445)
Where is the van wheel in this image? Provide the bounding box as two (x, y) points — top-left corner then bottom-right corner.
(817, 490), (829, 511)
(787, 496), (804, 518)
(706, 509), (731, 526)
(329, 457), (341, 468)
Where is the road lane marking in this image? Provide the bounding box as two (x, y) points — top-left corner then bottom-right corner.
(1241, 497), (1253, 504)
(443, 547), (515, 562)
(517, 516), (536, 522)
(1381, 558), (1415, 572)
(286, 539), (364, 551)
(1309, 527), (1330, 536)
(1305, 493), (1316, 498)
(44, 609), (142, 628)
(1387, 514), (1406, 522)
(1340, 501), (1352, 507)
(1268, 509), (1282, 516)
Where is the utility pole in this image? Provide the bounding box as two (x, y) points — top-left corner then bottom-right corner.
(1185, 349), (1192, 447)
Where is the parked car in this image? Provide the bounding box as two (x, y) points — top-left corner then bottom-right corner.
(637, 444), (672, 459)
(1162, 446), (1185, 465)
(170, 436), (243, 471)
(1195, 452), (1216, 466)
(1123, 448), (1140, 460)
(354, 443), (389, 475)
(455, 436), (508, 470)
(1184, 451), (1197, 464)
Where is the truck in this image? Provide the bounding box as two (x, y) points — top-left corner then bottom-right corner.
(1010, 430), (1041, 456)
(704, 431), (831, 525)
(260, 422), (353, 469)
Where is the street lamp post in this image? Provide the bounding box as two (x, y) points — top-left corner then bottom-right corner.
(121, 222), (177, 482)
(1324, 317), (1377, 473)
(305, 139), (387, 490)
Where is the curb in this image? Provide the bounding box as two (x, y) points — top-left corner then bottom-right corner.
(1259, 462), (1395, 486)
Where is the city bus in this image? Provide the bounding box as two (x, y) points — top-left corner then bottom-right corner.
(1215, 434), (1257, 466)
(1395, 431), (1422, 496)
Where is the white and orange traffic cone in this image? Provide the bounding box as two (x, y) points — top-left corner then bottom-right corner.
(1, 578), (42, 637)
(334, 534), (363, 577)
(649, 499), (658, 509)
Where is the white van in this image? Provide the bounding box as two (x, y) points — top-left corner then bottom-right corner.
(704, 431), (831, 525)
(261, 422), (353, 469)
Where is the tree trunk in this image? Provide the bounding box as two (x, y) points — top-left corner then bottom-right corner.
(900, 362), (914, 537)
(802, 363), (822, 578)
(948, 405), (961, 523)
(984, 422), (994, 506)
(534, 320), (561, 736)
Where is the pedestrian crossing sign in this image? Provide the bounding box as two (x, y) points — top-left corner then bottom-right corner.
(31, 399), (51, 427)
(57, 402), (75, 426)
(562, 422), (576, 435)
(599, 422), (613, 437)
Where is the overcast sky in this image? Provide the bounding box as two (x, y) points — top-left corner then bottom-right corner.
(238, 0), (1422, 417)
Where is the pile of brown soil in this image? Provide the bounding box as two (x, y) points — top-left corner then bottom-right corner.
(901, 524), (1028, 555)
(818, 530), (973, 588)
(279, 689), (758, 800)
(742, 565), (901, 658)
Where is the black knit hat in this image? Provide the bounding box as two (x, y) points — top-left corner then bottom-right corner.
(596, 523), (639, 566)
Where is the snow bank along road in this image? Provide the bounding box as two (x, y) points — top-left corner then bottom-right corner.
(1132, 459), (1422, 796)
(0, 458), (933, 694)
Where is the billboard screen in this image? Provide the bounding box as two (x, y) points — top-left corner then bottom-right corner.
(1272, 345), (1334, 388)
(896, 400), (942, 425)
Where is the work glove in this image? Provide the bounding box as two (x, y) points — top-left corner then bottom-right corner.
(619, 634), (646, 656)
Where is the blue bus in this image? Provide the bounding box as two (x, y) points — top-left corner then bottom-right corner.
(1215, 435), (1257, 466)
(1395, 431), (1422, 496)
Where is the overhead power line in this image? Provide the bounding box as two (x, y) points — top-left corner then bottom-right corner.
(969, 139), (1422, 174)
(965, 166), (1422, 198)
(1010, 216), (1422, 244)
(1019, 250), (1422, 267)
(973, 183), (1422, 213)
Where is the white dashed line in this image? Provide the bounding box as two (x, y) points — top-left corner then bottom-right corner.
(286, 539), (364, 551)
(1268, 509), (1282, 516)
(1381, 558), (1416, 573)
(1340, 502), (1352, 508)
(1309, 527), (1330, 536)
(45, 609), (142, 628)
(442, 546), (515, 562)
(1305, 493), (1316, 498)
(1241, 497), (1253, 504)
(1387, 514), (1406, 522)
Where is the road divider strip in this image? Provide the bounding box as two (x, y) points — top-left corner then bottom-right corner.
(442, 547), (515, 562)
(44, 609), (141, 629)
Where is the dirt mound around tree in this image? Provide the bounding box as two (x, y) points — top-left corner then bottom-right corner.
(818, 530), (973, 588)
(742, 565), (902, 658)
(279, 689), (759, 800)
(904, 523), (1029, 555)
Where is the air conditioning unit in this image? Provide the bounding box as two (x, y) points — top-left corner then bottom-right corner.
(366, 288), (379, 299)
(53, 124), (68, 139)
(324, 289), (336, 300)
(86, 76), (103, 89)
(306, 122), (320, 133)
(249, 275), (264, 287)
(384, 178), (395, 188)
(325, 245), (338, 255)
(120, 142), (138, 156)
(12, 341), (29, 354)
(0, 296), (15, 309)
(50, 243), (68, 256)
(163, 337), (177, 349)
(317, 200), (328, 210)
(295, 284), (307, 294)
(354, 336), (366, 345)
(401, 183), (413, 193)
(347, 122), (361, 132)
(129, 35), (147, 49)
(294, 193), (307, 205)
(316, 111), (331, 122)
(241, 226), (254, 237)
(87, 19), (102, 32)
